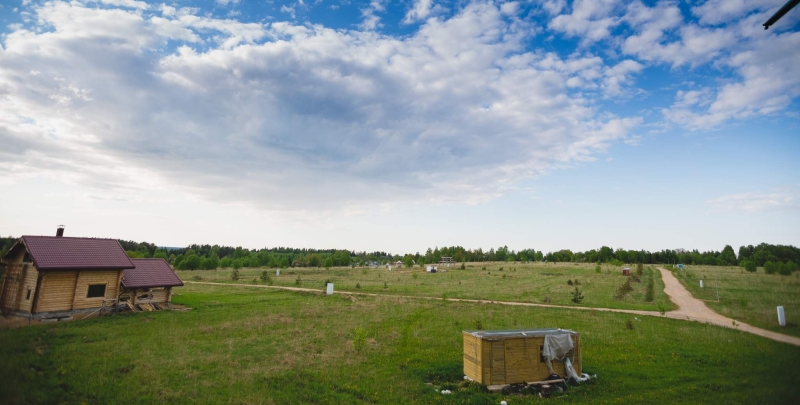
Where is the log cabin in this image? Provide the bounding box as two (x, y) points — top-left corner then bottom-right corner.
(120, 258), (183, 306)
(0, 227), (183, 317)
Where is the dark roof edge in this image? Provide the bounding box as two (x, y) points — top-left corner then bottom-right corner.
(122, 281), (184, 288)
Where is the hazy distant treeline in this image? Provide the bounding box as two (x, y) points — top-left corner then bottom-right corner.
(1, 236), (797, 275)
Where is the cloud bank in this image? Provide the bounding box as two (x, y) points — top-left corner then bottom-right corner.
(0, 0), (797, 213)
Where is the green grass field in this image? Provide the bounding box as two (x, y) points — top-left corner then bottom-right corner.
(176, 262), (676, 312)
(671, 265), (800, 337)
(1, 283), (798, 404)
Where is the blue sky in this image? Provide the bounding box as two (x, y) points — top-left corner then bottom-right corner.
(0, 0), (798, 254)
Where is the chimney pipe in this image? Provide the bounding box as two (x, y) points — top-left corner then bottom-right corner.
(56, 225), (65, 237)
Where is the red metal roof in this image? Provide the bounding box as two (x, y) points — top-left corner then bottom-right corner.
(123, 258), (184, 289)
(21, 236), (134, 271)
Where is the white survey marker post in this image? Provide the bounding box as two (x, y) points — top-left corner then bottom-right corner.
(276, 269), (280, 276)
(778, 306), (786, 326)
(700, 280), (704, 288)
(326, 283), (334, 295)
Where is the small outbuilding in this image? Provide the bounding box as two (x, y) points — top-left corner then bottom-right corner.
(622, 267), (630, 276)
(119, 258), (183, 309)
(463, 328), (582, 385)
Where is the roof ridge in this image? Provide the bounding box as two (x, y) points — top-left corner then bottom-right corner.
(22, 235), (120, 241)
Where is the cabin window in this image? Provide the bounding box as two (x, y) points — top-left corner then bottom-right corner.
(26, 288), (32, 300)
(87, 284), (106, 298)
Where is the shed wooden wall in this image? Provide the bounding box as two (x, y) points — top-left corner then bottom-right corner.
(463, 333), (581, 385)
(124, 287), (173, 304)
(72, 270), (122, 310)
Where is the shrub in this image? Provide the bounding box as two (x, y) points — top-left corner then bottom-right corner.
(779, 262), (791, 276)
(571, 287), (584, 304)
(614, 279), (633, 300)
(567, 279), (574, 286)
(295, 277), (301, 286)
(626, 319), (634, 330)
(260, 270), (272, 284)
(645, 278), (654, 302)
(542, 296), (551, 303)
(356, 283), (361, 289)
(460, 262), (466, 270)
(412, 273), (418, 279)
(383, 282), (388, 289)
(475, 320), (484, 330)
(787, 261), (799, 273)
(595, 265), (601, 273)
(764, 261), (776, 274)
(636, 263), (644, 276)
(191, 275), (203, 281)
(743, 260), (757, 273)
(230, 268), (240, 281)
(502, 274), (507, 279)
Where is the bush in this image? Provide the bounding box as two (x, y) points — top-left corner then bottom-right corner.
(567, 279), (574, 286)
(230, 268), (240, 281)
(779, 262), (791, 276)
(764, 261), (776, 274)
(645, 278), (654, 302)
(295, 277), (301, 286)
(636, 263), (644, 276)
(356, 283), (361, 289)
(571, 287), (584, 304)
(614, 279), (633, 300)
(595, 265), (601, 273)
(787, 261), (799, 273)
(383, 282), (388, 289)
(743, 260), (757, 273)
(260, 270), (272, 284)
(626, 319), (634, 330)
(460, 262), (466, 270)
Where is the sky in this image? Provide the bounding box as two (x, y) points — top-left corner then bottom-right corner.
(0, 0), (798, 255)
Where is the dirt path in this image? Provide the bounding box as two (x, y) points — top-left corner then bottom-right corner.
(187, 274), (800, 347)
(656, 268), (800, 346)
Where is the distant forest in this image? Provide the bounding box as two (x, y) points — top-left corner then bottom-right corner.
(1, 236), (798, 275)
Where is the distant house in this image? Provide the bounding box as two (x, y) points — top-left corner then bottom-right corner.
(395, 260), (403, 267)
(0, 227), (183, 317)
(119, 258), (183, 308)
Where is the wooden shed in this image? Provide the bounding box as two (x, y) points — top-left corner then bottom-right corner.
(120, 258), (183, 308)
(463, 328), (581, 385)
(0, 231), (134, 316)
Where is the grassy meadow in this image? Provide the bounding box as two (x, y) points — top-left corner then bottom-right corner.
(671, 265), (800, 337)
(176, 262), (676, 312)
(1, 283), (799, 404)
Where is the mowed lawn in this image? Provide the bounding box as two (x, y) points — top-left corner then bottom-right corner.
(672, 265), (800, 337)
(177, 262), (676, 312)
(1, 284), (799, 404)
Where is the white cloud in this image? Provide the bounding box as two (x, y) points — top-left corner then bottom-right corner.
(215, 0), (240, 6)
(360, 0), (385, 30)
(404, 0), (434, 23)
(692, 0), (782, 25)
(707, 192), (800, 213)
(96, 0), (150, 10)
(549, 0), (622, 44)
(0, 1), (641, 213)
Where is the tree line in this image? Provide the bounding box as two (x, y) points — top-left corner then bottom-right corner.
(0, 236), (797, 275)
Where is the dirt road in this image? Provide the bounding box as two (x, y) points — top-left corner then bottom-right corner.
(656, 267), (800, 346)
(187, 272), (800, 346)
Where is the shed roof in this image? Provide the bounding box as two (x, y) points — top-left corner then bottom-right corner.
(463, 328), (577, 339)
(123, 258), (184, 289)
(19, 235), (134, 271)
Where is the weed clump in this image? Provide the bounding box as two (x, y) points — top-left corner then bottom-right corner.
(626, 319), (634, 330)
(353, 327), (367, 352)
(295, 277), (301, 286)
(637, 263), (644, 276)
(383, 282), (388, 289)
(356, 283), (361, 289)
